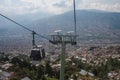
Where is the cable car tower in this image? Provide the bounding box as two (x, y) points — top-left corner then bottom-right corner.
(49, 0), (77, 80)
(49, 31), (77, 80)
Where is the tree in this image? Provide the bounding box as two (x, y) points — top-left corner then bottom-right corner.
(11, 57), (21, 65)
(37, 65), (44, 79)
(45, 61), (53, 77)
(41, 76), (47, 80)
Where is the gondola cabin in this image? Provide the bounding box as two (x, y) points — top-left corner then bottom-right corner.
(30, 45), (46, 61)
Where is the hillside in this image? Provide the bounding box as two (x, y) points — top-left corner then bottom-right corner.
(32, 10), (120, 44)
(0, 10), (120, 53)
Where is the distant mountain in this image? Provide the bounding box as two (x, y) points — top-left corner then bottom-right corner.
(32, 10), (120, 32)
(31, 10), (120, 43)
(0, 10), (120, 44)
(0, 10), (120, 53)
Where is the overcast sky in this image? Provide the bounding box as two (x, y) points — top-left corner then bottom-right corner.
(0, 0), (120, 15)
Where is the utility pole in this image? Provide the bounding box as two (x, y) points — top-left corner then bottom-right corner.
(49, 31), (77, 80)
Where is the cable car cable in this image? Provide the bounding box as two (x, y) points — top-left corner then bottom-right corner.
(0, 13), (119, 44)
(0, 13), (32, 32)
(0, 13), (49, 40)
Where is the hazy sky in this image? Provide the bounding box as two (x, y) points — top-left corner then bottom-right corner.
(0, 0), (120, 15)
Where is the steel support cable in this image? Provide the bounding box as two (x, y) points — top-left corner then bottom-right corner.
(36, 33), (49, 40)
(0, 13), (49, 40)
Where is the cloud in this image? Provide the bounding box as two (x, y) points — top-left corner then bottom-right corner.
(53, 1), (66, 7)
(0, 0), (120, 15)
(84, 0), (120, 5)
(0, 0), (36, 15)
(77, 0), (120, 12)
(0, 0), (80, 15)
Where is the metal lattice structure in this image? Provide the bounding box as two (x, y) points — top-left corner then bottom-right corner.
(49, 32), (77, 80)
(49, 34), (77, 45)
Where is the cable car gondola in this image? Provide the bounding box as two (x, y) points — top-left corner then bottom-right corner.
(30, 45), (46, 61)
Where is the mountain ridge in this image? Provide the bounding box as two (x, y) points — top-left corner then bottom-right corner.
(1, 9), (120, 53)
(0, 9), (120, 43)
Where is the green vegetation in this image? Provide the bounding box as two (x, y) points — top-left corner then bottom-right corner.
(8, 55), (58, 80)
(72, 57), (120, 79)
(1, 53), (119, 80)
